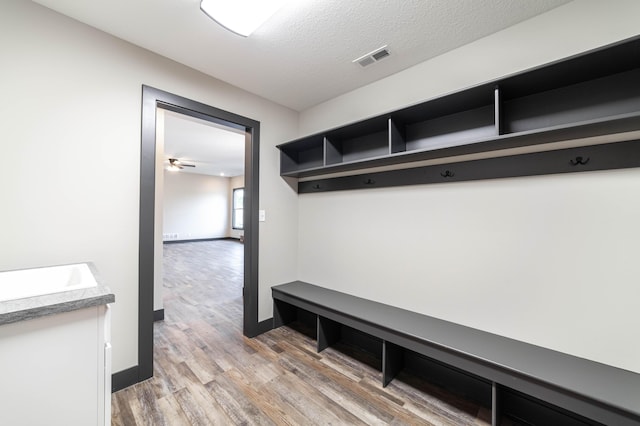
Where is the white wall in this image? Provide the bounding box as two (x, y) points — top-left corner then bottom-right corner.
(297, 0), (640, 373)
(0, 0), (299, 373)
(163, 172), (230, 240)
(228, 175), (245, 240)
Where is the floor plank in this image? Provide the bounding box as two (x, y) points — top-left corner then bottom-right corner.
(112, 240), (493, 425)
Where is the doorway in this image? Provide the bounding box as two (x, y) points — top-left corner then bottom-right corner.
(137, 86), (260, 384)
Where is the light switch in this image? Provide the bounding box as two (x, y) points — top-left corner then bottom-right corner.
(259, 210), (266, 222)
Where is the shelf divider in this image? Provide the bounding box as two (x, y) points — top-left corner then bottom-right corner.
(324, 136), (342, 166)
(317, 315), (340, 352)
(382, 340), (404, 387)
(492, 382), (501, 426)
(494, 86), (503, 136)
(389, 118), (406, 154)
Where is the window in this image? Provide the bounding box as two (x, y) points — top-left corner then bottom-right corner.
(232, 187), (244, 230)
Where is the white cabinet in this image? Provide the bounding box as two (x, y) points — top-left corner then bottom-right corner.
(0, 304), (111, 426)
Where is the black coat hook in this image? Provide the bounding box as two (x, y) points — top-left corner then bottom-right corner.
(440, 170), (455, 178)
(363, 178), (376, 185)
(570, 156), (590, 166)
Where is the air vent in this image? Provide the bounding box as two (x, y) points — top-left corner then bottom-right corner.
(353, 45), (390, 67)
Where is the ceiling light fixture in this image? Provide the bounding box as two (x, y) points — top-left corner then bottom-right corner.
(200, 0), (286, 37)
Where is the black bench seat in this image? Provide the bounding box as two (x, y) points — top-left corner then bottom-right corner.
(272, 281), (640, 426)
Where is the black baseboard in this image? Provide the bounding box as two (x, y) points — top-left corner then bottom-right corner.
(163, 237), (238, 244)
(154, 309), (165, 322)
(257, 318), (273, 334)
(112, 366), (139, 393)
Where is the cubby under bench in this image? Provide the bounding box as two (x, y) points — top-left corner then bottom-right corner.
(272, 281), (640, 426)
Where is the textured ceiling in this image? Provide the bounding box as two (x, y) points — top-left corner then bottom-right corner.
(32, 0), (571, 111)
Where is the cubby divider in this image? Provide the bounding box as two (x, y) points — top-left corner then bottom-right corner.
(317, 315), (340, 352)
(492, 382), (501, 426)
(382, 341), (404, 387)
(494, 86), (503, 135)
(389, 118), (406, 154)
(323, 137), (340, 166)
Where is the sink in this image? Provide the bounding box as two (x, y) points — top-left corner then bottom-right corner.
(0, 263), (97, 302)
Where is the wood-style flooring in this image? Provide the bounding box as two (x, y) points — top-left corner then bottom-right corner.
(111, 240), (503, 425)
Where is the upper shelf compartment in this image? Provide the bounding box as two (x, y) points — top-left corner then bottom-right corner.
(279, 134), (324, 175)
(390, 84), (497, 155)
(278, 36), (640, 179)
(325, 116), (389, 166)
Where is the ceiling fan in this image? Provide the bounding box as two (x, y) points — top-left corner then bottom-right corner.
(168, 158), (195, 171)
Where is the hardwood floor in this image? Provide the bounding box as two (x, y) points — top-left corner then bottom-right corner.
(111, 240), (502, 425)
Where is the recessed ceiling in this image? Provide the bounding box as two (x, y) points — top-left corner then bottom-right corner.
(163, 110), (245, 177)
(32, 0), (571, 111)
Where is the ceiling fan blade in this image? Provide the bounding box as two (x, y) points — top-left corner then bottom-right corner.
(168, 158), (195, 169)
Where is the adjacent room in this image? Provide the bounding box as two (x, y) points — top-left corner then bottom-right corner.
(157, 107), (246, 320)
(1, 1), (640, 425)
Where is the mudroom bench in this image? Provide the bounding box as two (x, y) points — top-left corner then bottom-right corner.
(272, 281), (640, 426)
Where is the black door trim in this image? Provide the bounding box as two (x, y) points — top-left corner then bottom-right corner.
(135, 85), (260, 385)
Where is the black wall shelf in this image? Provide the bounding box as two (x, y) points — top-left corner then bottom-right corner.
(278, 36), (640, 189)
